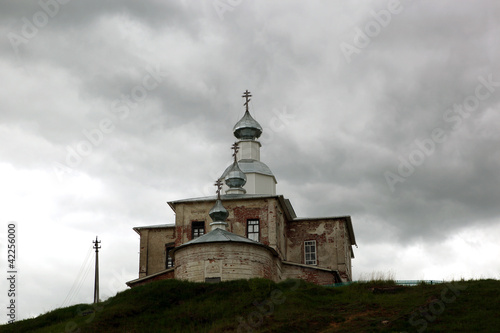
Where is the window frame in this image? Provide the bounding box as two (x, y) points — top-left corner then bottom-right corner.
(304, 240), (317, 265)
(165, 244), (175, 269)
(246, 219), (260, 242)
(191, 221), (205, 239)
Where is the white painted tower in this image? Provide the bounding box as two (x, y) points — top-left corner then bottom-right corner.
(222, 90), (277, 195)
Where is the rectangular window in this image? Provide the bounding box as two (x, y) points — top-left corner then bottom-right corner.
(165, 246), (174, 269)
(247, 219), (260, 242)
(192, 221), (205, 239)
(304, 240), (317, 265)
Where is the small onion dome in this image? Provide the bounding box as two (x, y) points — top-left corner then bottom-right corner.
(225, 160), (247, 188)
(209, 199), (229, 222)
(233, 110), (263, 140)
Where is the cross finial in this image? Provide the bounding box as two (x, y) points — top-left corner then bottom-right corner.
(93, 236), (101, 250)
(231, 142), (239, 161)
(242, 90), (252, 112)
(214, 179), (223, 199)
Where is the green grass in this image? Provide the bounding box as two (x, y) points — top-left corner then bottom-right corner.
(2, 278), (499, 332)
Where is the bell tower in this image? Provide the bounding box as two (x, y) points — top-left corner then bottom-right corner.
(222, 90), (277, 195)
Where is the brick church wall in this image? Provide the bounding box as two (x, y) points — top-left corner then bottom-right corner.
(174, 242), (277, 282)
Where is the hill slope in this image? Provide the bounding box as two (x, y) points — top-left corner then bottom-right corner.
(2, 278), (499, 332)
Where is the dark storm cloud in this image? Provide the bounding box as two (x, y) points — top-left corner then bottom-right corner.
(1, 0), (198, 33)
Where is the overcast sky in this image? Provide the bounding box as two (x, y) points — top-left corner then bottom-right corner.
(1, 0), (499, 322)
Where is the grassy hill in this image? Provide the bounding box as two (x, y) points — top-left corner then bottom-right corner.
(2, 278), (499, 332)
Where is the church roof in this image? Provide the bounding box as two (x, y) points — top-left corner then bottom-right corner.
(209, 198), (229, 222)
(224, 160), (247, 188)
(168, 194), (297, 220)
(233, 90), (263, 140)
(172, 228), (279, 256)
(233, 110), (263, 140)
(132, 224), (174, 234)
(183, 227), (256, 245)
(221, 159), (276, 180)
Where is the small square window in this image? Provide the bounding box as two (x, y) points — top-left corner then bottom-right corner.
(304, 240), (317, 265)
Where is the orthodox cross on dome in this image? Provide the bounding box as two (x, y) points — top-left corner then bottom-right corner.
(214, 179), (223, 199)
(231, 142), (239, 161)
(242, 90), (252, 112)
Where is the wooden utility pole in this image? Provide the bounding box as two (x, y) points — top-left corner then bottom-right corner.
(93, 236), (101, 304)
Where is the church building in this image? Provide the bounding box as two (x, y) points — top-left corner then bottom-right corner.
(126, 91), (356, 287)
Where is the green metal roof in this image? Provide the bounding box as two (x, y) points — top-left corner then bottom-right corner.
(172, 228), (278, 256)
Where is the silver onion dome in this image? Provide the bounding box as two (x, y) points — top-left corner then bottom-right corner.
(209, 198), (229, 222)
(233, 110), (263, 140)
(224, 160), (247, 188)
